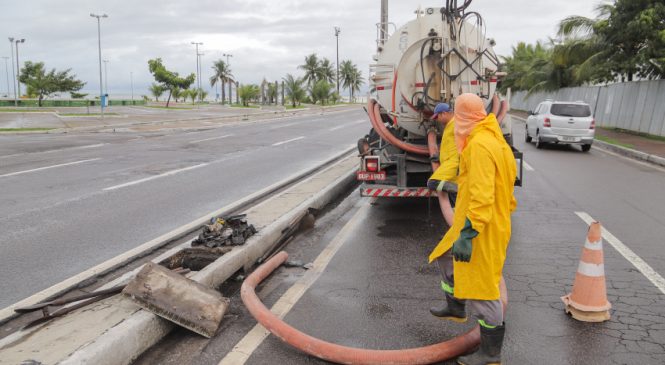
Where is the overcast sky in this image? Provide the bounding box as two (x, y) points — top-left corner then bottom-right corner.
(0, 0), (597, 98)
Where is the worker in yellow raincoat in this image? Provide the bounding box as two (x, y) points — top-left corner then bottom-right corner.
(427, 103), (459, 227)
(428, 93), (517, 365)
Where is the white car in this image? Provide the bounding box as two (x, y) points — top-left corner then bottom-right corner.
(525, 100), (595, 152)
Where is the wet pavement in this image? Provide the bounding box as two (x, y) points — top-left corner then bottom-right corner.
(135, 121), (665, 364)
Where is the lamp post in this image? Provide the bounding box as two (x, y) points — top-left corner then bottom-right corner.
(334, 27), (341, 97)
(103, 59), (109, 97)
(90, 13), (108, 118)
(130, 71), (134, 102)
(14, 38), (25, 100)
(2, 56), (9, 99)
(8, 38), (17, 105)
(191, 41), (203, 96)
(223, 53), (233, 104)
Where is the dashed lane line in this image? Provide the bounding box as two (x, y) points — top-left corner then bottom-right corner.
(0, 143), (107, 160)
(189, 134), (234, 144)
(103, 163), (209, 191)
(0, 158), (102, 178)
(328, 119), (367, 131)
(523, 161), (535, 171)
(576, 211), (665, 295)
(218, 199), (372, 365)
(272, 136), (305, 146)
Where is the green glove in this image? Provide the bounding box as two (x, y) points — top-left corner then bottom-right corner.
(452, 218), (479, 262)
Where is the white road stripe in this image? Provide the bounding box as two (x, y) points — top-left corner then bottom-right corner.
(0, 158), (101, 178)
(219, 200), (372, 365)
(575, 211), (665, 295)
(272, 136), (305, 146)
(0, 143), (107, 160)
(103, 163), (209, 191)
(189, 134), (233, 144)
(523, 161), (535, 171)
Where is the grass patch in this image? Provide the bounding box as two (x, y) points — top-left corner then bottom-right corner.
(285, 105), (306, 110)
(600, 127), (665, 143)
(0, 108), (55, 113)
(58, 112), (119, 116)
(0, 127), (54, 132)
(145, 105), (194, 110)
(230, 104), (260, 109)
(596, 135), (635, 149)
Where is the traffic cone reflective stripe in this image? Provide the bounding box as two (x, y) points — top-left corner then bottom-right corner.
(562, 222), (611, 322)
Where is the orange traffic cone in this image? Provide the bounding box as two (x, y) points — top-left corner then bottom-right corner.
(561, 222), (611, 322)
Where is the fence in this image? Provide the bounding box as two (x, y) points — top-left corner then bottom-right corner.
(510, 79), (665, 137)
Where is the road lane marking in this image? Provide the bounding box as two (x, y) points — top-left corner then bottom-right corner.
(523, 161), (535, 171)
(219, 199), (372, 365)
(328, 119), (367, 131)
(189, 134), (233, 144)
(0, 158), (101, 178)
(272, 136), (305, 146)
(575, 211), (665, 295)
(103, 163), (209, 191)
(0, 143), (107, 160)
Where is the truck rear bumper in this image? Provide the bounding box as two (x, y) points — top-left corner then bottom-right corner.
(360, 184), (432, 198)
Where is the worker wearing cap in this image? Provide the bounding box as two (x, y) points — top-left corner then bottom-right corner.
(428, 93), (517, 365)
(427, 102), (459, 211)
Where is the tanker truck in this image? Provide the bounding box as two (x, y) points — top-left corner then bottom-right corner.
(357, 0), (523, 198)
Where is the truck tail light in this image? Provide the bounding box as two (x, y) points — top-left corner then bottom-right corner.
(543, 118), (551, 127)
(364, 156), (380, 172)
(590, 119), (595, 129)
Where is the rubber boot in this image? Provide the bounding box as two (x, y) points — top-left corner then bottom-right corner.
(457, 323), (505, 365)
(429, 296), (467, 323)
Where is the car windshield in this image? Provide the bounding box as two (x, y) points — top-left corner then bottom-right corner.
(551, 103), (591, 117)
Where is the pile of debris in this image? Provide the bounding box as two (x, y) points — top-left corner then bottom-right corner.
(192, 214), (257, 248)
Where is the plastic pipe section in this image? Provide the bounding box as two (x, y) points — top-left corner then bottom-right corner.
(241, 251), (509, 365)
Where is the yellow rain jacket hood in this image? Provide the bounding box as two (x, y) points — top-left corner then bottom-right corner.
(428, 113), (517, 300)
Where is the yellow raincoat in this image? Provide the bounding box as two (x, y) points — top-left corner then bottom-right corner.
(429, 119), (459, 184)
(428, 114), (517, 300)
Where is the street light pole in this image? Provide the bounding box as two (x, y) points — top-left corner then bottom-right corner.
(191, 42), (203, 99)
(222, 53), (233, 66)
(1, 56), (9, 99)
(334, 27), (341, 97)
(90, 13), (108, 118)
(197, 52), (204, 102)
(103, 59), (109, 97)
(223, 53), (233, 104)
(15, 38), (25, 100)
(130, 71), (134, 102)
(8, 38), (17, 106)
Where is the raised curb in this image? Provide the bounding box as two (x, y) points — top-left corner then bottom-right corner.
(510, 113), (665, 169)
(57, 157), (359, 365)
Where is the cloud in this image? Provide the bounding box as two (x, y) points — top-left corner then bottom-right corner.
(0, 0), (597, 97)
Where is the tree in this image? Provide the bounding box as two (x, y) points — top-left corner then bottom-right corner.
(18, 61), (85, 106)
(266, 82), (278, 104)
(311, 80), (332, 105)
(299, 53), (319, 87)
(186, 89), (197, 104)
(210, 60), (233, 104)
(198, 88), (208, 101)
(317, 58), (336, 84)
(340, 60), (365, 102)
(283, 74), (306, 108)
(70, 92), (88, 99)
(147, 58), (195, 107)
(149, 83), (165, 102)
(171, 87), (183, 103)
(238, 84), (260, 106)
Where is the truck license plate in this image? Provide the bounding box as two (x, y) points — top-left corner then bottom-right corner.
(357, 171), (386, 181)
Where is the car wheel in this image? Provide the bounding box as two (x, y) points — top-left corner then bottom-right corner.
(525, 125), (532, 143)
(582, 144), (592, 152)
(535, 131), (544, 149)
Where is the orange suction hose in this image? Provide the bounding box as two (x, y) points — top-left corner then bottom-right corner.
(367, 99), (429, 155)
(241, 251), (509, 365)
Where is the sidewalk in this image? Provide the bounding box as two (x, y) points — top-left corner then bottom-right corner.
(510, 111), (665, 167)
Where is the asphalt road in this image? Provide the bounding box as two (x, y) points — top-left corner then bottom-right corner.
(136, 120), (665, 364)
(0, 107), (369, 307)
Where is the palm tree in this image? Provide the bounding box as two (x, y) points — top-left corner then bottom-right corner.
(210, 60), (234, 104)
(299, 53), (319, 87)
(171, 87), (183, 103)
(311, 80), (332, 105)
(317, 58), (335, 84)
(283, 74), (306, 108)
(238, 84), (260, 106)
(149, 83), (165, 102)
(266, 82), (278, 104)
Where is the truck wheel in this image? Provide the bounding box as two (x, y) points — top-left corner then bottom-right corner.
(582, 144), (592, 152)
